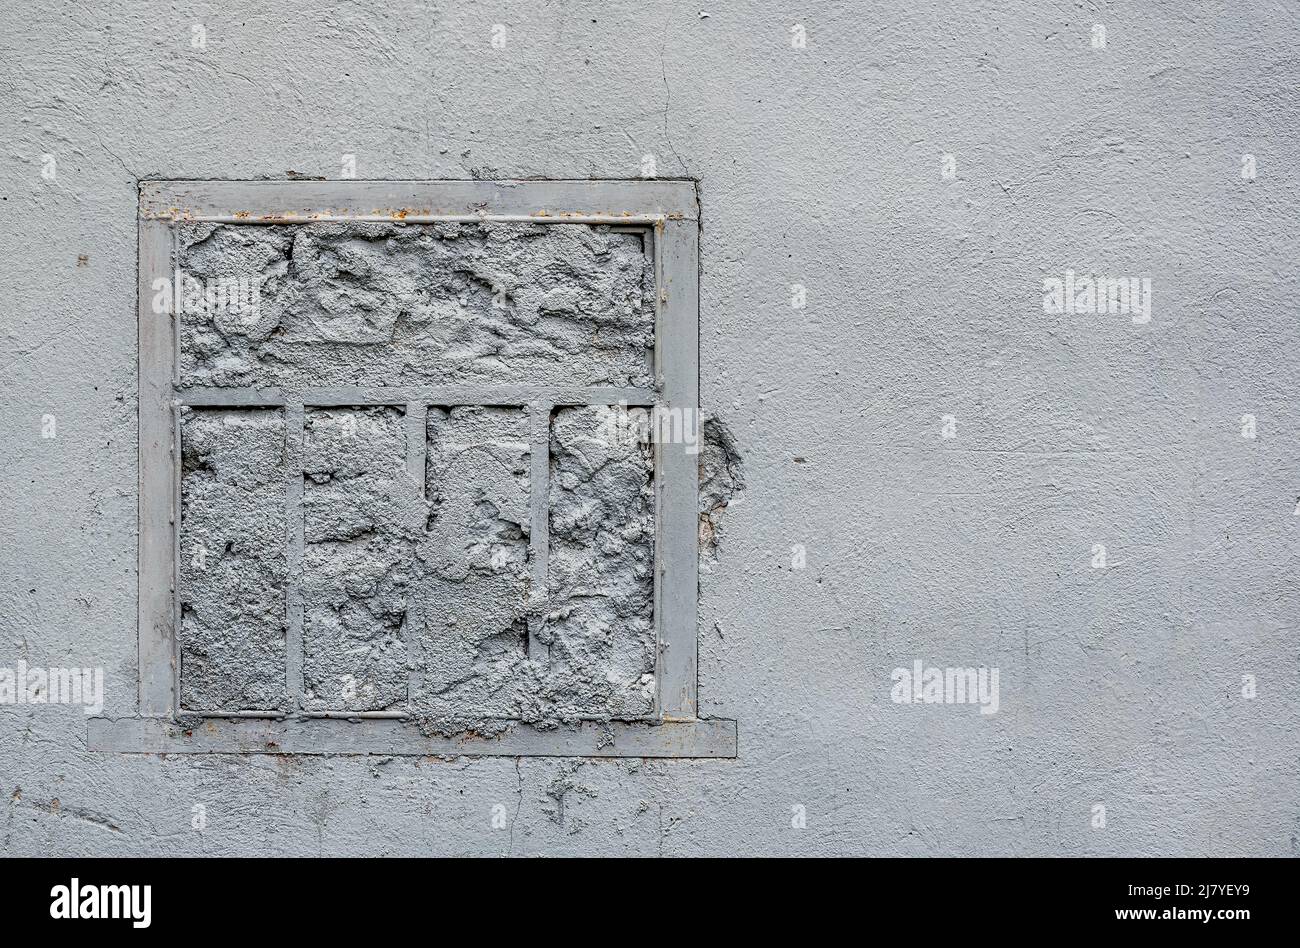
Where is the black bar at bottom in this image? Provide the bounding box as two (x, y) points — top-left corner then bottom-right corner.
(0, 857), (1288, 935)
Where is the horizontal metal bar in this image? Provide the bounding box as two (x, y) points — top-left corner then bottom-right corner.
(177, 709), (661, 724)
(140, 179), (700, 223)
(180, 712), (419, 721)
(158, 214), (666, 226)
(176, 386), (657, 408)
(177, 710), (287, 719)
(88, 716), (737, 758)
(304, 711), (409, 719)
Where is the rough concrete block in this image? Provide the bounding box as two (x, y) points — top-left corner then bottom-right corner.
(546, 406), (656, 718)
(179, 408), (288, 712)
(301, 407), (422, 712)
(412, 407), (532, 731)
(177, 221), (654, 389)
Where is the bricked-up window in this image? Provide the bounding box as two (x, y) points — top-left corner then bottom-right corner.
(89, 181), (734, 758)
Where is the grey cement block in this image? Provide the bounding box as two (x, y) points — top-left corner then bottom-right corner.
(177, 222), (654, 389)
(412, 406), (533, 731)
(178, 408), (288, 712)
(546, 406), (656, 718)
(302, 407), (422, 713)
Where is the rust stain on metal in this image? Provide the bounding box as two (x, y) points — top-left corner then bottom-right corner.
(145, 204), (675, 223)
(530, 210), (647, 219)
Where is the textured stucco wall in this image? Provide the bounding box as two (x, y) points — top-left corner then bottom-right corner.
(2, 0), (1298, 855)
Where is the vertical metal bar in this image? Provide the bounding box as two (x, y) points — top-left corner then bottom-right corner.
(405, 403), (427, 708)
(170, 226), (184, 715)
(138, 218), (176, 717)
(171, 391), (182, 711)
(528, 400), (552, 664)
(285, 401), (305, 709)
(655, 216), (700, 720)
(405, 403), (427, 492)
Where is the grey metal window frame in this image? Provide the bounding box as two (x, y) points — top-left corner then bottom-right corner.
(88, 179), (735, 758)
